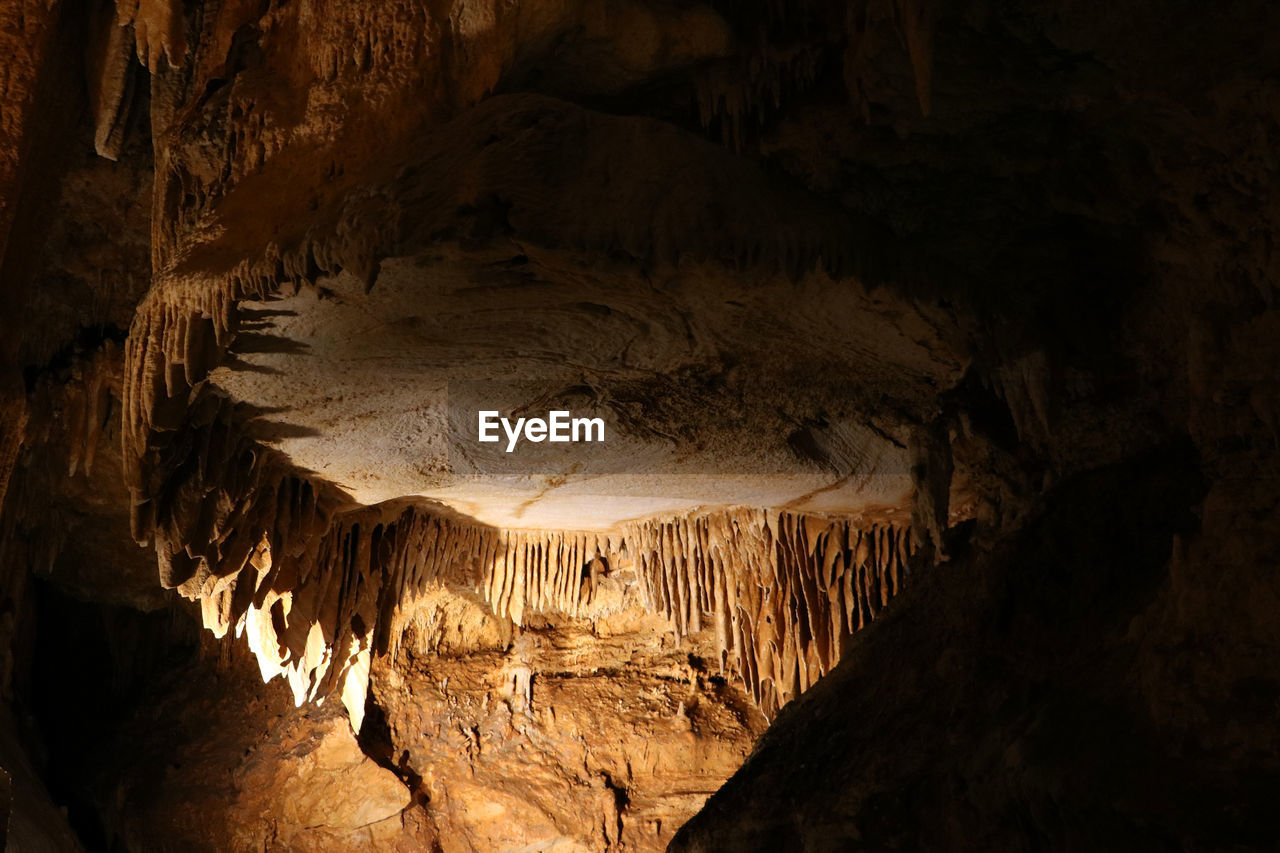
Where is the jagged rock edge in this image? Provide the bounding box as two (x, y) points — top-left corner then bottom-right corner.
(122, 213), (915, 730)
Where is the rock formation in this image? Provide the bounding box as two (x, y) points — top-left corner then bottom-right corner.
(0, 0), (1277, 850)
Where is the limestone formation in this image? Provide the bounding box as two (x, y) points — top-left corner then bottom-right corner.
(0, 0), (1277, 850)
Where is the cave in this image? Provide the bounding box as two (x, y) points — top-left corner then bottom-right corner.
(1, 0), (1277, 850)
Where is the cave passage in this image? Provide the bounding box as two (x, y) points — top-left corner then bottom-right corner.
(0, 0), (1277, 850)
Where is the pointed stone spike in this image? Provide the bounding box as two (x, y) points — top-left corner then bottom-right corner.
(804, 515), (828, 555)
(511, 540), (527, 626)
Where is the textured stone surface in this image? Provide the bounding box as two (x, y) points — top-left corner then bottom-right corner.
(0, 0), (1277, 850)
(95, 640), (423, 852)
(369, 603), (765, 851)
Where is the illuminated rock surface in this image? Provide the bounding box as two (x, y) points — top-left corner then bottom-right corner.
(0, 0), (1277, 850)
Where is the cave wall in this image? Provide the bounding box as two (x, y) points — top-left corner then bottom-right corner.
(0, 0), (1276, 850)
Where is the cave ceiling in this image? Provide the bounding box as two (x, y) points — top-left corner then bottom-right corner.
(1, 0), (1277, 850)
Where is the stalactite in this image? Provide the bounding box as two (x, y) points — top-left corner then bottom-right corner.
(114, 0), (187, 71)
(893, 0), (935, 117)
(844, 0), (937, 120)
(62, 343), (118, 479)
(118, 211), (918, 731)
(86, 1), (137, 158)
(624, 508), (911, 717)
(692, 36), (823, 151)
(142, 475), (914, 732)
